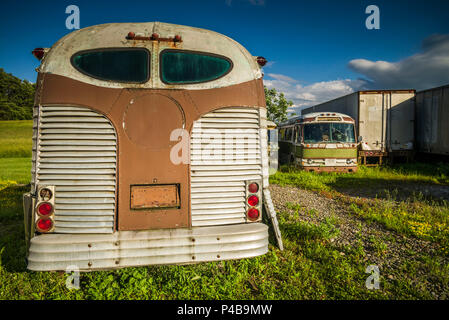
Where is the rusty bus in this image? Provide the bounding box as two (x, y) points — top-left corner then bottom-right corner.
(278, 113), (358, 172)
(23, 22), (282, 271)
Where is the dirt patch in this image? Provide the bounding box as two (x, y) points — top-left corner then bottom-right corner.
(269, 184), (447, 299)
(336, 182), (449, 203)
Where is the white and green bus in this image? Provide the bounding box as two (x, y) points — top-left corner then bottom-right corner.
(278, 112), (358, 172)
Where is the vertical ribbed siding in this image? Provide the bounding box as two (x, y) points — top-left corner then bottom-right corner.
(31, 105), (39, 193)
(190, 107), (262, 226)
(36, 105), (117, 233)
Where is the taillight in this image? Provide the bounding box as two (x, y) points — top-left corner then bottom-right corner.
(32, 48), (45, 60)
(245, 180), (262, 223)
(35, 185), (55, 233)
(37, 202), (53, 216)
(36, 218), (53, 233)
(256, 56), (267, 67)
(247, 208), (260, 221)
(248, 183), (259, 193)
(248, 195), (259, 206)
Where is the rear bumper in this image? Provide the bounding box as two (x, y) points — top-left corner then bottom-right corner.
(27, 223), (268, 271)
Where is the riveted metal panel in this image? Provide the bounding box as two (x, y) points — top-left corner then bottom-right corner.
(190, 107), (262, 227)
(27, 223), (269, 271)
(36, 105), (117, 233)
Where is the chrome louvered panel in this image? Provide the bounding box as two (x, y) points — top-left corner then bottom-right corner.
(31, 106), (39, 193)
(190, 107), (262, 227)
(37, 105), (116, 233)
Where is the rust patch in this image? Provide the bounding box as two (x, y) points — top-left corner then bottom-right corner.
(39, 73), (266, 231)
(131, 184), (180, 209)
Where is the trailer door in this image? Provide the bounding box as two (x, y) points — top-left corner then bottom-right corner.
(359, 92), (385, 151)
(388, 92), (415, 151)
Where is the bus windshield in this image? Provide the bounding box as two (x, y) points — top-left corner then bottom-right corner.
(303, 123), (355, 143)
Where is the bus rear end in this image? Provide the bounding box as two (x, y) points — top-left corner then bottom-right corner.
(23, 22), (275, 271)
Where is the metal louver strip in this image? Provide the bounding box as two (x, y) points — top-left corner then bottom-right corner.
(37, 105), (117, 234)
(190, 107), (262, 227)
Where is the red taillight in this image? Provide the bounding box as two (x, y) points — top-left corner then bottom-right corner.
(247, 208), (260, 221)
(248, 183), (259, 193)
(256, 56), (267, 67)
(248, 195), (259, 206)
(36, 218), (53, 232)
(174, 35), (182, 42)
(37, 202), (53, 216)
(32, 48), (45, 60)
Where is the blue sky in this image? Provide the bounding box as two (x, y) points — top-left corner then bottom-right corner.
(1, 0), (449, 112)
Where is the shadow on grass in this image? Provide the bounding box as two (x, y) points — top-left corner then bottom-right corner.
(273, 162), (449, 202)
(330, 176), (449, 203)
(0, 185), (29, 272)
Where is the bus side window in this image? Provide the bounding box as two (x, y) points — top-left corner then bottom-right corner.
(279, 128), (285, 141)
(285, 128), (292, 141)
(296, 125), (302, 143)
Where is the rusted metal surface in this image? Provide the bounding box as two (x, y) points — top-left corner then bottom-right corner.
(38, 22), (262, 90)
(35, 106), (117, 233)
(416, 84), (449, 155)
(25, 21), (277, 269)
(37, 74), (265, 231)
(126, 32), (182, 43)
(27, 223), (269, 271)
(130, 184), (180, 209)
(190, 107), (263, 227)
(263, 189), (283, 250)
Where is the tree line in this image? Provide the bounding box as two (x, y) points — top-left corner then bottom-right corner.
(0, 68), (35, 120)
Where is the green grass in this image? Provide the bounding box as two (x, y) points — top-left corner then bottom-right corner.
(0, 120), (32, 158)
(1, 184), (435, 300)
(271, 164), (449, 247)
(270, 163), (449, 192)
(0, 120), (448, 299)
(0, 158), (31, 186)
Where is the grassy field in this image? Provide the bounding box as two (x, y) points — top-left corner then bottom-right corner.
(0, 120), (32, 159)
(0, 120), (448, 299)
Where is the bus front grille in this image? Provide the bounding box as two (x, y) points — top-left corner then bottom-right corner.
(36, 105), (117, 233)
(190, 107), (263, 227)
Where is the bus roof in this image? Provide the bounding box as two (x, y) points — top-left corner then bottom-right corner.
(279, 112), (354, 127)
(39, 22), (263, 90)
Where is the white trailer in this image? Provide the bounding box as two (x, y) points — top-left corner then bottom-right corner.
(416, 84), (449, 156)
(301, 90), (415, 164)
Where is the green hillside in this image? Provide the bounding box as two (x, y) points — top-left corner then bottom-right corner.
(0, 68), (35, 120)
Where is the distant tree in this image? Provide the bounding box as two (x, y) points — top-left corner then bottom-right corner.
(0, 68), (35, 120)
(264, 86), (294, 124)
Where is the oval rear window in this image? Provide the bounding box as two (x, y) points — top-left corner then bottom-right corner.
(71, 48), (149, 83)
(160, 50), (232, 84)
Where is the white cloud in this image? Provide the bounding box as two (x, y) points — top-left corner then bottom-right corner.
(263, 75), (367, 115)
(263, 33), (449, 117)
(348, 34), (449, 91)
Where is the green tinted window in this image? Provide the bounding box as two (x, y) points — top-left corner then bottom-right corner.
(161, 50), (232, 84)
(72, 49), (149, 83)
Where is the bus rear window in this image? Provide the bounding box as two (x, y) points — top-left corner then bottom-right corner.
(160, 50), (232, 84)
(71, 48), (150, 83)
